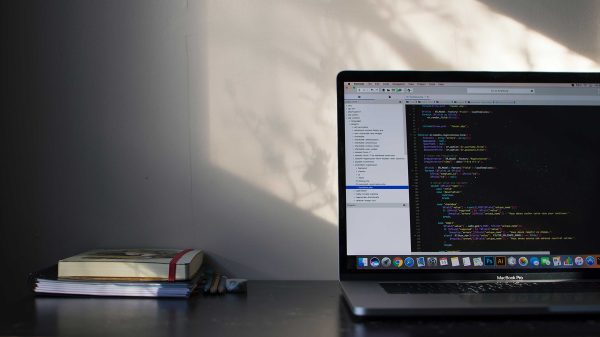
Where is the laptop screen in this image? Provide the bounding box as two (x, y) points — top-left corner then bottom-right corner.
(339, 72), (600, 273)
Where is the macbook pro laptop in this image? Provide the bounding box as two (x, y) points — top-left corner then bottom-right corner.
(337, 71), (600, 316)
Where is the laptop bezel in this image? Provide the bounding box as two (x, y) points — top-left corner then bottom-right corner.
(337, 70), (600, 282)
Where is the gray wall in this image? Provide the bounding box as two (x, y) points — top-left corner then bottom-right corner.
(2, 0), (200, 301)
(3, 0), (600, 301)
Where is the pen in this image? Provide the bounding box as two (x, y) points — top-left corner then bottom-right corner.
(217, 275), (227, 294)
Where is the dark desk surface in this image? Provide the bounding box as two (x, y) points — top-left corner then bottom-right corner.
(2, 281), (600, 337)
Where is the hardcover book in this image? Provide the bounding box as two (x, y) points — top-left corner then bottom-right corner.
(58, 248), (203, 281)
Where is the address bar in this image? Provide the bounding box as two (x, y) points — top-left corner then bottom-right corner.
(467, 88), (535, 94)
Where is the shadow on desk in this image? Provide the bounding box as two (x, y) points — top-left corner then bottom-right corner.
(3, 282), (600, 337)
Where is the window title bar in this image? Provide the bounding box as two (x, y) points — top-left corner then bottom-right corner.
(345, 82), (600, 88)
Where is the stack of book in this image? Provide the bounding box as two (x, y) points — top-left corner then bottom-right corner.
(31, 248), (204, 298)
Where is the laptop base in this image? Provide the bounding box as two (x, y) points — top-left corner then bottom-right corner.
(341, 281), (600, 317)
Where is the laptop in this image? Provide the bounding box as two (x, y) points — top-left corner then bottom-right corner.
(337, 71), (600, 316)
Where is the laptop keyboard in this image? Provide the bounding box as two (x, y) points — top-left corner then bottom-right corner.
(381, 281), (600, 294)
